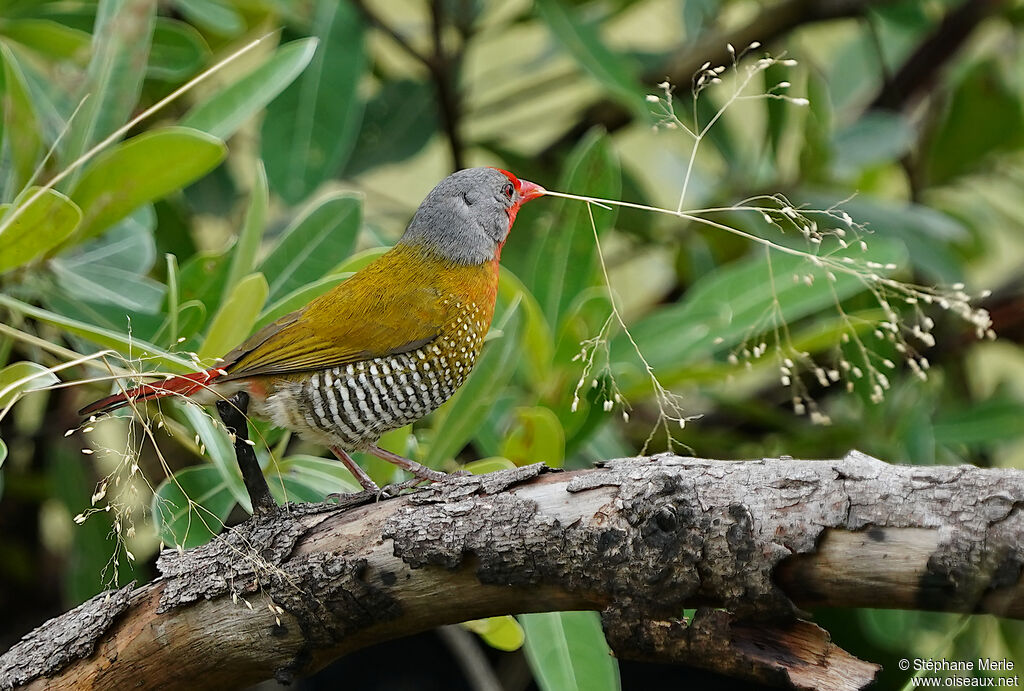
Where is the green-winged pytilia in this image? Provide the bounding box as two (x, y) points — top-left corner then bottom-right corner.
(81, 168), (547, 491)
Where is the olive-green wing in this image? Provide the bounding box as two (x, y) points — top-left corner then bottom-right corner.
(220, 259), (445, 379)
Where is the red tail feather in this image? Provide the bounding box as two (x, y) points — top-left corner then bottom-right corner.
(78, 368), (224, 416)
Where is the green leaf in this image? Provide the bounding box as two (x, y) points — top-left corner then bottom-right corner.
(831, 111), (914, 178)
(535, 0), (646, 118)
(199, 272), (268, 360)
(0, 437), (7, 469)
(498, 269), (553, 388)
(934, 397), (1024, 446)
(259, 193), (361, 302)
(175, 0), (245, 37)
(224, 161), (268, 298)
(1, 44), (43, 190)
(152, 464), (235, 549)
(520, 611), (620, 691)
(0, 294), (194, 372)
(0, 189), (82, 273)
(464, 616), (525, 652)
(69, 126), (226, 242)
(532, 130), (620, 327)
(49, 207), (165, 312)
(181, 405), (251, 512)
(261, 0), (365, 203)
(62, 0), (156, 172)
(0, 19), (90, 61)
(927, 58), (1024, 185)
(501, 406), (565, 468)
(147, 18), (208, 82)
(267, 455), (361, 501)
(463, 457), (517, 474)
(623, 238), (907, 378)
(342, 79), (438, 177)
(0, 361), (60, 410)
(181, 38), (318, 141)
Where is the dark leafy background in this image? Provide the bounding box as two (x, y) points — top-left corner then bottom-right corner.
(0, 0), (1022, 689)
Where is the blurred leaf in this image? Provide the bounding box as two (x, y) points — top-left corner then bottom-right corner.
(0, 437), (6, 468)
(342, 79), (438, 177)
(69, 127), (226, 242)
(520, 611), (620, 691)
(267, 455), (361, 501)
(812, 195), (967, 282)
(224, 161), (268, 299)
(146, 18), (208, 82)
(764, 62), (789, 159)
(831, 111), (914, 178)
(262, 0), (365, 203)
(501, 406), (565, 468)
(181, 38), (318, 141)
(176, 0), (245, 37)
(498, 269), (553, 388)
(927, 58), (1024, 185)
(259, 193), (361, 302)
(682, 0), (718, 37)
(535, 0), (645, 118)
(1, 44), (43, 191)
(0, 189), (82, 273)
(799, 73), (833, 182)
(151, 299), (206, 347)
(62, 0), (156, 172)
(623, 238), (906, 377)
(178, 249), (230, 315)
(181, 405), (251, 512)
(463, 457), (517, 474)
(199, 272), (268, 360)
(0, 361), (59, 410)
(0, 19), (90, 61)
(152, 464), (235, 549)
(0, 294), (193, 371)
(50, 208), (165, 312)
(464, 616), (525, 652)
(933, 397), (1024, 446)
(425, 307), (522, 467)
(532, 129), (620, 327)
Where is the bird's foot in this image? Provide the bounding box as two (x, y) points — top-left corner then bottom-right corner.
(366, 444), (447, 483)
(330, 446), (381, 493)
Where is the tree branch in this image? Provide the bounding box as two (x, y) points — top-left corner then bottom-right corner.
(3, 452), (1023, 690)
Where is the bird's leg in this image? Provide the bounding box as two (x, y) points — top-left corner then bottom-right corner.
(330, 446), (381, 493)
(366, 444), (447, 483)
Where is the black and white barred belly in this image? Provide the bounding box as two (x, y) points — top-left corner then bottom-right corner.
(279, 336), (482, 449)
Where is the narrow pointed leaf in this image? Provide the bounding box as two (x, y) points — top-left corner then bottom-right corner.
(199, 272), (268, 360)
(224, 161), (268, 298)
(181, 38), (317, 141)
(1, 45), (43, 190)
(69, 127), (226, 242)
(259, 193), (361, 302)
(0, 189), (81, 273)
(62, 0), (156, 170)
(262, 0), (365, 203)
(520, 611), (620, 691)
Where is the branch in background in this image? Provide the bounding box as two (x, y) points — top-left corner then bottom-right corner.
(3, 452), (1023, 690)
(539, 0), (898, 163)
(349, 0), (466, 169)
(869, 0), (1009, 112)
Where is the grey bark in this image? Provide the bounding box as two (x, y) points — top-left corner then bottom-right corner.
(2, 452), (1022, 691)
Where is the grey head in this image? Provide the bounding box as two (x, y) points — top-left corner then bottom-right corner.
(399, 167), (545, 265)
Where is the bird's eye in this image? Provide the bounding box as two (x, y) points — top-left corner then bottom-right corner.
(502, 182), (515, 199)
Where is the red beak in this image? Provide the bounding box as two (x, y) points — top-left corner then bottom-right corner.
(517, 179), (546, 203)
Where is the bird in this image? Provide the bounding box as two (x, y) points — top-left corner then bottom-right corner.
(80, 167), (546, 491)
